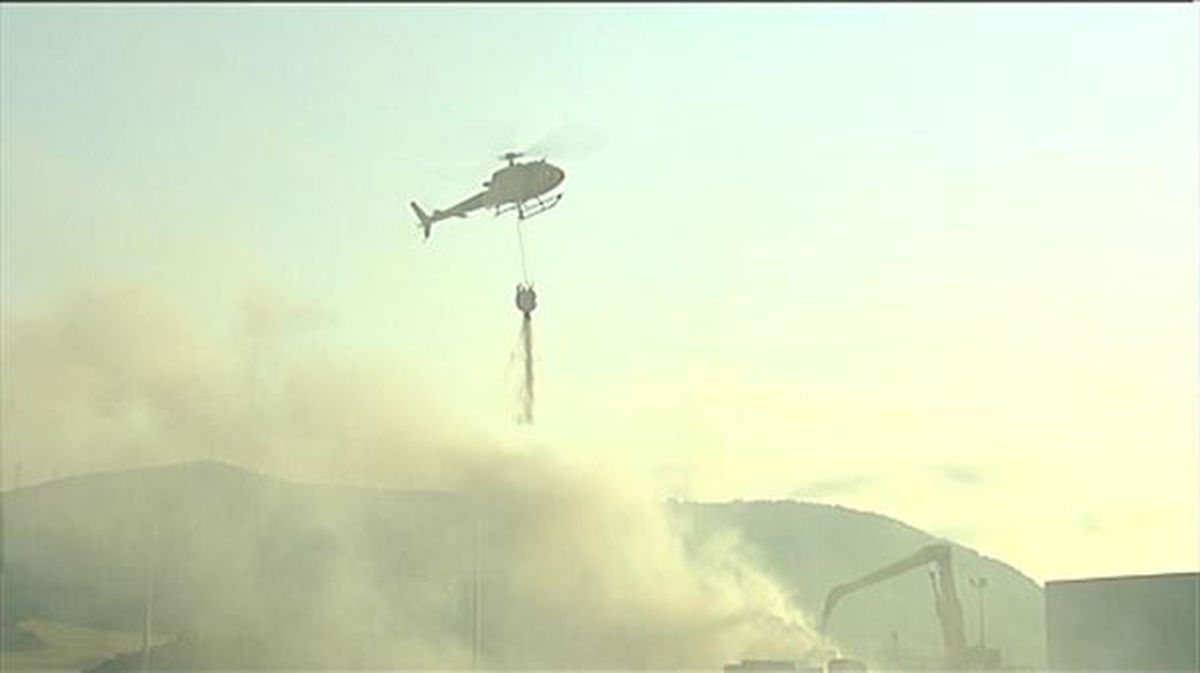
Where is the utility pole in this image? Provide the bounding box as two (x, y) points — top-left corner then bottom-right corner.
(1, 472), (6, 673)
(471, 502), (484, 672)
(969, 577), (988, 649)
(141, 522), (160, 673)
(0, 460), (19, 672)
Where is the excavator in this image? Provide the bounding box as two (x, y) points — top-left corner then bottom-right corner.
(819, 543), (1002, 671)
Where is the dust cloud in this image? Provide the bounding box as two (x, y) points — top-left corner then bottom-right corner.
(1, 284), (829, 668)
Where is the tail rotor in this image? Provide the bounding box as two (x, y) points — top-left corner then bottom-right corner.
(410, 202), (434, 240)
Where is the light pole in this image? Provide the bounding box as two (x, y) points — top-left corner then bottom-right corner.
(969, 577), (988, 649)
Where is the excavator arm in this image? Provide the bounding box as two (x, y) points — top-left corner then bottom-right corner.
(820, 543), (968, 665)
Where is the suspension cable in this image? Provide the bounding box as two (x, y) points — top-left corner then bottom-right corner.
(515, 217), (532, 286)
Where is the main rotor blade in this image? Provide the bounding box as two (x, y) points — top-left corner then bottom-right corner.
(524, 122), (606, 160)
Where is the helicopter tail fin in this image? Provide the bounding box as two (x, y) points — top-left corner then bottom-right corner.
(410, 202), (433, 240)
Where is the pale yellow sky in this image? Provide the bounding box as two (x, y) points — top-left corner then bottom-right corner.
(2, 4), (1197, 583)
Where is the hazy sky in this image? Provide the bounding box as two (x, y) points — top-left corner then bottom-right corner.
(2, 4), (1197, 583)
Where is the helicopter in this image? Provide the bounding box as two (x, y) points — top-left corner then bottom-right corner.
(410, 152), (566, 240)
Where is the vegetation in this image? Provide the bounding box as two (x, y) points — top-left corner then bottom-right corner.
(0, 619), (166, 671)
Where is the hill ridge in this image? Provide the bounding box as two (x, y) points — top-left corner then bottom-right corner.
(1, 459), (1046, 669)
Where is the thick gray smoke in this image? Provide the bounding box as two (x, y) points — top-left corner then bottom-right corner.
(1, 283), (468, 487)
(1, 284), (829, 668)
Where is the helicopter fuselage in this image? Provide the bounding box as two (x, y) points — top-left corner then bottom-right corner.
(410, 158), (565, 239)
(482, 160), (565, 208)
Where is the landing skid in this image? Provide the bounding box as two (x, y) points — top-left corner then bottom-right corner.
(495, 193), (563, 221)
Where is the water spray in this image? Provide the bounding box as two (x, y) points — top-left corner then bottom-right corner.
(514, 284), (537, 425)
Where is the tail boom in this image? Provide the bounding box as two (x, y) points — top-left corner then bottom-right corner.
(410, 202), (434, 239)
(410, 199), (471, 240)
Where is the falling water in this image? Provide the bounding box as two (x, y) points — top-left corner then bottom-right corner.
(515, 285), (537, 425)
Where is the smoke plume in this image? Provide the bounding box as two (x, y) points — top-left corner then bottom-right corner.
(1, 284), (828, 668)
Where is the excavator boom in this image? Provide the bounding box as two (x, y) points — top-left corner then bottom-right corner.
(820, 543), (968, 666)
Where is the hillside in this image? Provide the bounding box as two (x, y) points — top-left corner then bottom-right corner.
(0, 461), (1044, 669)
